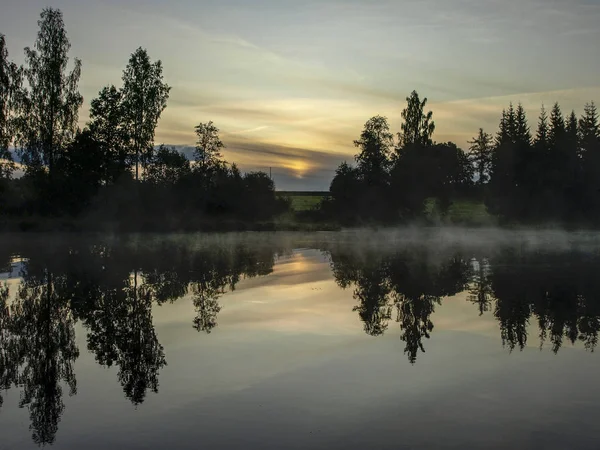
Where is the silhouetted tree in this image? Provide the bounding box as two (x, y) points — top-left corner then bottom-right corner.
(52, 129), (106, 215)
(88, 85), (130, 183)
(328, 162), (361, 223)
(17, 8), (82, 177)
(390, 91), (439, 219)
(468, 128), (494, 186)
(121, 47), (170, 180)
(397, 90), (435, 148)
(549, 103), (565, 149)
(194, 121), (225, 170)
(0, 34), (21, 182)
(580, 102), (600, 219)
(534, 105), (549, 149)
(145, 145), (190, 186)
(487, 103), (534, 221)
(353, 115), (393, 186)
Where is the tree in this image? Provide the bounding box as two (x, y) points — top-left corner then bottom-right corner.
(579, 102), (599, 153)
(0, 34), (22, 180)
(194, 121), (225, 170)
(548, 102), (565, 149)
(566, 110), (579, 151)
(495, 108), (509, 146)
(17, 8), (83, 176)
(579, 102), (600, 219)
(353, 115), (393, 186)
(397, 90), (435, 149)
(488, 104), (520, 220)
(145, 145), (190, 185)
(121, 47), (170, 180)
(534, 105), (549, 149)
(328, 162), (361, 222)
(88, 85), (130, 183)
(515, 103), (531, 146)
(468, 128), (493, 186)
(53, 129), (106, 215)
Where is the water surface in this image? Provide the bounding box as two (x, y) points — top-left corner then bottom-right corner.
(1, 230), (600, 449)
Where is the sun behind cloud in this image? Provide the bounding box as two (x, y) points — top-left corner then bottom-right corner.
(283, 160), (311, 179)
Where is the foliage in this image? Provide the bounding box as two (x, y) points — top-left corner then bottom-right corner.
(0, 34), (21, 181)
(121, 47), (170, 180)
(468, 128), (493, 186)
(397, 90), (435, 149)
(194, 121), (225, 169)
(88, 85), (130, 183)
(16, 8), (83, 176)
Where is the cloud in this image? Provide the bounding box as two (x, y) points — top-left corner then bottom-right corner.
(228, 126), (270, 135)
(165, 137), (345, 190)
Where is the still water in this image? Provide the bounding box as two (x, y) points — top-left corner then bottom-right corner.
(1, 229), (600, 449)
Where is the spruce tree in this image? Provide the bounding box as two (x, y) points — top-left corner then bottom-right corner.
(548, 102), (565, 149)
(468, 128), (493, 186)
(580, 102), (600, 219)
(579, 102), (599, 151)
(534, 105), (549, 148)
(566, 110), (579, 149)
(495, 109), (509, 146)
(515, 103), (531, 146)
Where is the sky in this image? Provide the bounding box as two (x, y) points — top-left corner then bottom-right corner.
(1, 0), (599, 190)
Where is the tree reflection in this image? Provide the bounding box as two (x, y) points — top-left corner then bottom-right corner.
(487, 250), (600, 354)
(329, 246), (469, 363)
(0, 282), (14, 409)
(0, 266), (79, 446)
(328, 244), (600, 363)
(468, 258), (493, 316)
(0, 236), (278, 445)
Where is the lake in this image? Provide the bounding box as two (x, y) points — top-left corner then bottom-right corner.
(1, 229), (600, 449)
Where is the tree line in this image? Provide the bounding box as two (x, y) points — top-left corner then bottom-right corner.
(0, 8), (287, 230)
(2, 8), (600, 229)
(325, 91), (600, 225)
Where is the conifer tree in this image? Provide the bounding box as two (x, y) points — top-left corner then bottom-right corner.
(566, 110), (579, 149)
(515, 103), (531, 146)
(548, 102), (565, 149)
(534, 105), (549, 148)
(468, 128), (493, 185)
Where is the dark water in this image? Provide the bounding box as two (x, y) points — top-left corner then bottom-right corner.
(1, 230), (600, 449)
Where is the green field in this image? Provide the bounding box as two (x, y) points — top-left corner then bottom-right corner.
(277, 191), (328, 212)
(425, 198), (495, 225)
(277, 191), (494, 225)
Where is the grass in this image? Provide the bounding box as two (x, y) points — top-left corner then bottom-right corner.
(277, 191), (495, 226)
(277, 191), (328, 212)
(425, 198), (496, 226)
